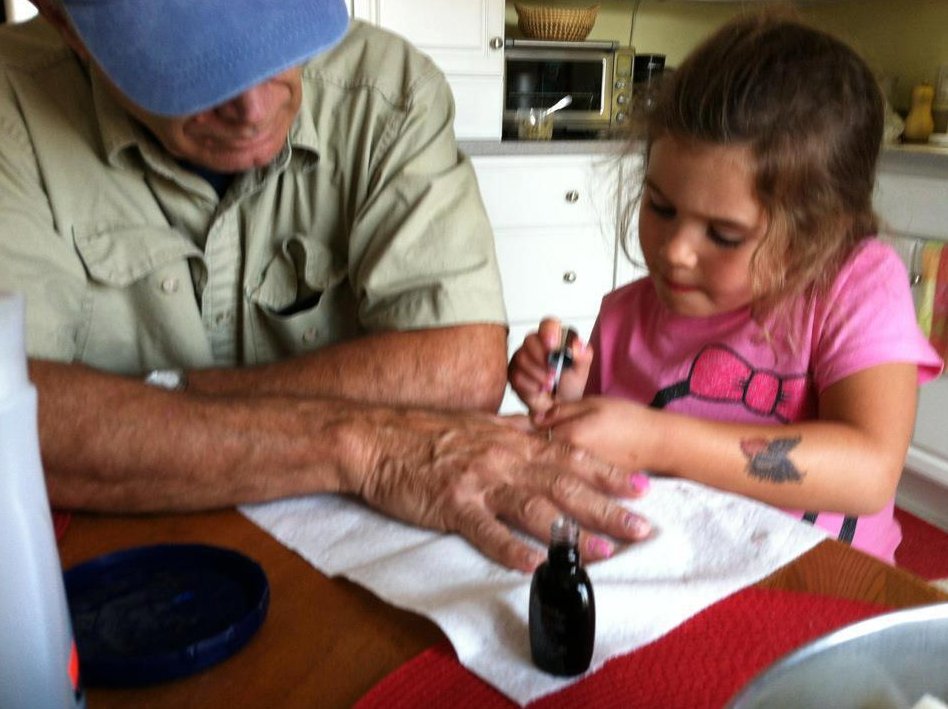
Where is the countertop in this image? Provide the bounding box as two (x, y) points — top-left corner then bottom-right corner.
(459, 138), (625, 157)
(461, 138), (948, 174)
(879, 143), (948, 177)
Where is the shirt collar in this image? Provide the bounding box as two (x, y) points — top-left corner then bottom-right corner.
(287, 81), (321, 160)
(89, 66), (147, 169)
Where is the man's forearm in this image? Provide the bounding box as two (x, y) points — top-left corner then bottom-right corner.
(30, 358), (653, 571)
(31, 360), (365, 511)
(189, 323), (508, 412)
(32, 322), (506, 511)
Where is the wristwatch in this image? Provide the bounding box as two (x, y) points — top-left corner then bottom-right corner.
(143, 368), (188, 392)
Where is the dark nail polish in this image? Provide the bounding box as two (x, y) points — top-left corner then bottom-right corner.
(547, 327), (579, 397)
(528, 517), (595, 676)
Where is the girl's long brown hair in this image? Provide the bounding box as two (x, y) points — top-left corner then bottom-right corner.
(624, 11), (884, 325)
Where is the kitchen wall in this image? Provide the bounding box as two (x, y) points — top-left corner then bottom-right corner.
(505, 0), (948, 113)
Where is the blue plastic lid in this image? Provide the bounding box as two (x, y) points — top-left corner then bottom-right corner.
(64, 543), (269, 687)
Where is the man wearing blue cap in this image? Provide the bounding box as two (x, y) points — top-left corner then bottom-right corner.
(0, 0), (652, 571)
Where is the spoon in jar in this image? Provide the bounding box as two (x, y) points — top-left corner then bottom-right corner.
(540, 94), (573, 119)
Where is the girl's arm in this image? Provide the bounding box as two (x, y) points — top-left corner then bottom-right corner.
(538, 362), (918, 515)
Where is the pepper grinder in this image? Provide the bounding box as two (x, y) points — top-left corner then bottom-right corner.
(529, 516), (596, 676)
(903, 82), (935, 143)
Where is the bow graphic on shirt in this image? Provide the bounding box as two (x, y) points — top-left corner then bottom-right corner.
(649, 344), (807, 422)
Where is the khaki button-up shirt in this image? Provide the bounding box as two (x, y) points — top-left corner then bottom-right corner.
(0, 19), (506, 373)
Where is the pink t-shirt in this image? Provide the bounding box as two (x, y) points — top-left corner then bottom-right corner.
(587, 238), (943, 562)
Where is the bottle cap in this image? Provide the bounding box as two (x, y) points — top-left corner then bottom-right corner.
(550, 516), (580, 545)
(0, 292), (29, 402)
(64, 543), (269, 686)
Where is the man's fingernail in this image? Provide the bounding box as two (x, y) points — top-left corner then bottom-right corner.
(629, 472), (650, 494)
(526, 549), (545, 570)
(625, 514), (651, 539)
(586, 536), (614, 559)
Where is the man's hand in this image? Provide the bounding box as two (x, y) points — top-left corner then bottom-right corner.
(354, 406), (651, 572)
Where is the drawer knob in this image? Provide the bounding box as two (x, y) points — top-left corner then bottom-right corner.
(565, 190), (580, 203)
(489, 36), (504, 50)
(562, 270), (577, 283)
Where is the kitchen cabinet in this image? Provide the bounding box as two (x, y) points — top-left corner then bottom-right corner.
(472, 152), (646, 413)
(350, 0), (505, 140)
(875, 151), (948, 530)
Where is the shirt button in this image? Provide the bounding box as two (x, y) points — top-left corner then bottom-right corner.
(160, 278), (179, 294)
(302, 327), (318, 343)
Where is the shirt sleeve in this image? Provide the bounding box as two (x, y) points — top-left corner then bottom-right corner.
(345, 57), (507, 332)
(811, 239), (944, 390)
(0, 69), (87, 362)
(584, 316), (604, 396)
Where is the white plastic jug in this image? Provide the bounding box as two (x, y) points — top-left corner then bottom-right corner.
(0, 292), (84, 708)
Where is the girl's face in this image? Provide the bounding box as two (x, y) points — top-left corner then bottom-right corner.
(639, 136), (770, 318)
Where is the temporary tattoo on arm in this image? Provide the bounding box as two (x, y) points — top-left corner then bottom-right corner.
(739, 437), (805, 483)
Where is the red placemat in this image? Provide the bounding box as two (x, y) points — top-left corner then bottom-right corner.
(895, 507), (948, 581)
(355, 587), (890, 709)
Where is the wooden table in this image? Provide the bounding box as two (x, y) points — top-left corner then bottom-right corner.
(58, 509), (948, 709)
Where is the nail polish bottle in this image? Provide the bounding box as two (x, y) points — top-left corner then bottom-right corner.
(547, 327), (579, 397)
(529, 516), (595, 676)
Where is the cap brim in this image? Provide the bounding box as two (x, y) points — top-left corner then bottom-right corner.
(63, 0), (350, 116)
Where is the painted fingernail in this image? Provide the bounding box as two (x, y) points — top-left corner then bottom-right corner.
(625, 514), (651, 539)
(586, 536), (614, 559)
(629, 472), (650, 494)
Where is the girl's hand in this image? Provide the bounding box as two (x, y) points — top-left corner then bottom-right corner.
(535, 395), (649, 471)
(508, 318), (593, 415)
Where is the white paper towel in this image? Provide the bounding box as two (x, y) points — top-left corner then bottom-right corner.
(241, 478), (827, 705)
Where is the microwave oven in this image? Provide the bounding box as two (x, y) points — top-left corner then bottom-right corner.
(504, 39), (635, 136)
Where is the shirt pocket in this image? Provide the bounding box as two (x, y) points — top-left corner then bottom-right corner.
(73, 223), (202, 287)
(72, 223), (207, 372)
(248, 235), (354, 354)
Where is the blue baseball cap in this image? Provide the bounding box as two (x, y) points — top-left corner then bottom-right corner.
(60, 0), (350, 116)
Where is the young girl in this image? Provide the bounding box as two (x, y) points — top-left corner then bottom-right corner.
(508, 13), (944, 563)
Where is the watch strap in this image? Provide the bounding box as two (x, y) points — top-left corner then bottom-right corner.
(143, 369), (188, 391)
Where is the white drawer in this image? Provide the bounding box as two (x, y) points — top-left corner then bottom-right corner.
(473, 155), (610, 229)
(495, 227), (614, 322)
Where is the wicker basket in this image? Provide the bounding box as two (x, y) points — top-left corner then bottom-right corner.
(515, 3), (599, 42)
